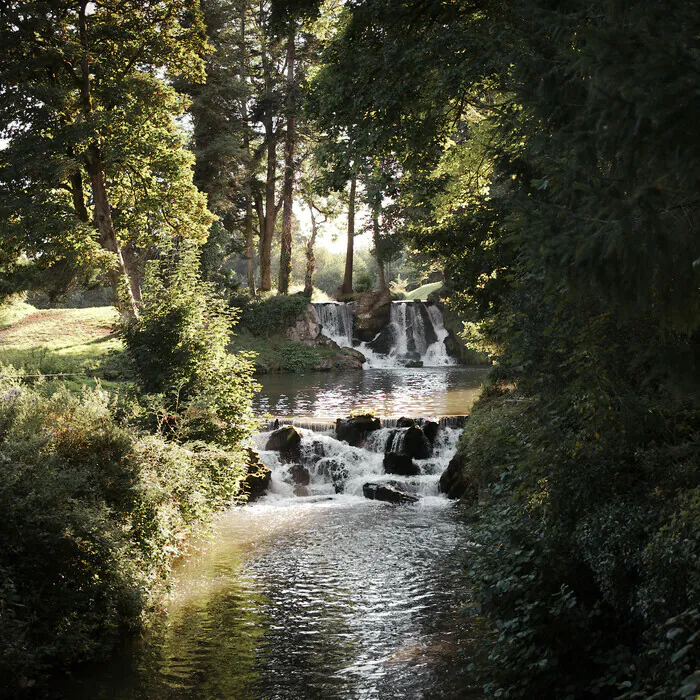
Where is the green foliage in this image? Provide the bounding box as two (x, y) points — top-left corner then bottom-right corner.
(236, 292), (310, 337)
(278, 342), (320, 373)
(0, 0), (212, 301)
(122, 246), (258, 447)
(458, 383), (700, 698)
(0, 372), (250, 693)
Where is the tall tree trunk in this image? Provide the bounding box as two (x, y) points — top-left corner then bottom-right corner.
(373, 207), (388, 291)
(260, 117), (276, 292)
(245, 199), (256, 295)
(240, 3), (256, 296)
(278, 28), (296, 295)
(79, 1), (138, 317)
(341, 175), (356, 296)
(304, 199), (318, 296)
(87, 154), (140, 315)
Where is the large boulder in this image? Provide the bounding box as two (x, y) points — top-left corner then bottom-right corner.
(383, 452), (420, 476)
(363, 482), (419, 504)
(438, 453), (476, 500)
(336, 414), (381, 446)
(243, 449), (271, 502)
(286, 304), (340, 349)
(400, 425), (431, 460)
(396, 417), (416, 428)
(422, 420), (440, 444)
(351, 289), (393, 343)
(265, 425), (302, 462)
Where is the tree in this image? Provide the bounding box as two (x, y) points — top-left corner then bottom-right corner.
(0, 0), (214, 316)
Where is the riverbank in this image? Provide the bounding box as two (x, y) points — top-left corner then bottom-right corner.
(450, 385), (700, 697)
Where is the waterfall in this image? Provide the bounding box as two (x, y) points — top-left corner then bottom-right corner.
(361, 301), (456, 368)
(312, 302), (354, 348)
(253, 420), (462, 502)
(312, 299), (456, 369)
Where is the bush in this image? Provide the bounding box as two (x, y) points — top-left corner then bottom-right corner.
(457, 383), (700, 698)
(0, 373), (251, 694)
(236, 292), (310, 337)
(121, 246), (258, 447)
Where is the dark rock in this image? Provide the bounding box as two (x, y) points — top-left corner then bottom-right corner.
(383, 452), (420, 476)
(396, 417), (416, 428)
(362, 482), (419, 504)
(401, 425), (431, 459)
(289, 464), (310, 486)
(265, 425), (302, 462)
(405, 360), (424, 368)
(336, 414), (381, 446)
(286, 304), (324, 346)
(416, 302), (439, 346)
(243, 449), (271, 502)
(438, 453), (476, 500)
(366, 326), (394, 355)
(422, 420), (440, 444)
(351, 289), (393, 343)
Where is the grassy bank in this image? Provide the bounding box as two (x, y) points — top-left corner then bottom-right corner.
(0, 303), (124, 391)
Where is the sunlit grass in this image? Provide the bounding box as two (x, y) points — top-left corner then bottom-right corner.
(404, 282), (444, 301)
(0, 304), (126, 388)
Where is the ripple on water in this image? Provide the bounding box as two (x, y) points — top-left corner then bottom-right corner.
(60, 500), (481, 699)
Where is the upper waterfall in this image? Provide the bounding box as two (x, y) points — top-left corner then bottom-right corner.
(311, 300), (457, 368)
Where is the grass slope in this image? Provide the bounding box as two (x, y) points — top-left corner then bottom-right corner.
(404, 281), (444, 300)
(0, 304), (124, 390)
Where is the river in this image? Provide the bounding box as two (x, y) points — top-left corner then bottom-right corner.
(59, 367), (487, 699)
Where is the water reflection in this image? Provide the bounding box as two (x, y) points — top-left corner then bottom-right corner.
(254, 366), (489, 418)
(60, 500), (479, 699)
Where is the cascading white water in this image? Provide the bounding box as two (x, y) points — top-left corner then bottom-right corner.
(361, 301), (456, 368)
(312, 302), (354, 348)
(312, 299), (456, 368)
(253, 421), (462, 502)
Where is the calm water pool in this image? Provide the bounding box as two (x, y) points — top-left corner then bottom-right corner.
(254, 366), (490, 419)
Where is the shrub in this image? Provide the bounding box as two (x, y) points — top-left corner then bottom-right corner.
(121, 246), (258, 447)
(236, 292), (310, 337)
(0, 370), (251, 694)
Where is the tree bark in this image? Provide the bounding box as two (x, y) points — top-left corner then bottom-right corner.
(278, 28), (296, 294)
(341, 175), (356, 296)
(240, 5), (256, 295)
(259, 117), (276, 292)
(373, 207), (388, 291)
(304, 199), (318, 296)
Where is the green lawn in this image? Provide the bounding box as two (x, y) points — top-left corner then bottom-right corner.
(0, 303), (126, 390)
(404, 281), (444, 300)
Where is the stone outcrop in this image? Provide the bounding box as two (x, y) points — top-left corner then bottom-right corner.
(265, 425), (302, 462)
(362, 482), (419, 504)
(351, 289), (392, 343)
(438, 453), (476, 500)
(400, 425), (431, 460)
(315, 347), (366, 371)
(243, 448), (271, 502)
(422, 420), (440, 444)
(286, 304), (333, 347)
(336, 414), (381, 446)
(383, 452), (420, 476)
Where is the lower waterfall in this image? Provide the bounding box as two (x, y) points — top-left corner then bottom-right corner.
(253, 419), (461, 502)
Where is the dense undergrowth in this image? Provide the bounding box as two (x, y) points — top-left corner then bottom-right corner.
(456, 311), (700, 698)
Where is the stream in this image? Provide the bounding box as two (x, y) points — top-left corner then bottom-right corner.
(59, 306), (488, 699)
